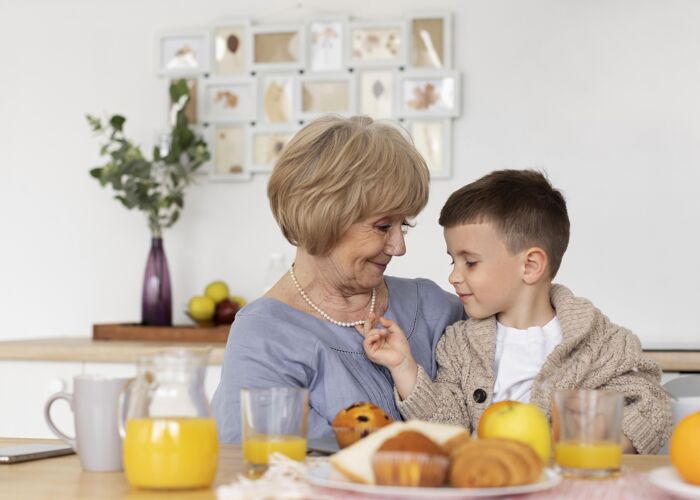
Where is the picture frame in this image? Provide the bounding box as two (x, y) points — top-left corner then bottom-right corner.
(198, 76), (257, 123)
(157, 29), (211, 76)
(357, 69), (396, 120)
(250, 24), (306, 72)
(346, 20), (407, 68)
(297, 73), (356, 121)
(204, 124), (253, 182)
(154, 12), (458, 179)
(246, 125), (299, 173)
(407, 11), (453, 69)
(212, 19), (251, 76)
(168, 78), (198, 125)
(258, 73), (297, 125)
(405, 118), (452, 179)
(307, 16), (347, 72)
(396, 70), (460, 118)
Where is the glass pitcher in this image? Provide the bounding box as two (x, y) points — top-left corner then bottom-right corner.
(120, 348), (219, 490)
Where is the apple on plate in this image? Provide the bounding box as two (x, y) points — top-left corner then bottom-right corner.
(477, 400), (552, 463)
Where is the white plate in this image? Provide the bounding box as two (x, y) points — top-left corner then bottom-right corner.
(649, 466), (700, 499)
(307, 462), (561, 498)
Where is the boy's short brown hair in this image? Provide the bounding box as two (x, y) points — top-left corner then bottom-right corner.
(439, 169), (570, 278)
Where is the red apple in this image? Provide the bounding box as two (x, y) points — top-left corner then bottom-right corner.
(214, 298), (239, 325)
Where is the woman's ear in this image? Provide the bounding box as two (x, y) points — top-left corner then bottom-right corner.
(522, 247), (549, 284)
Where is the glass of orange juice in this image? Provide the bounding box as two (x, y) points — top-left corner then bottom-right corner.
(241, 387), (308, 476)
(552, 389), (623, 478)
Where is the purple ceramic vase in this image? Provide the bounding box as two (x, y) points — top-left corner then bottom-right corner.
(141, 237), (172, 326)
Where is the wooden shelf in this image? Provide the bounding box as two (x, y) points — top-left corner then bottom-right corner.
(93, 323), (230, 343)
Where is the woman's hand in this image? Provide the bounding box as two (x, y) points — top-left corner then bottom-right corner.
(358, 313), (418, 399)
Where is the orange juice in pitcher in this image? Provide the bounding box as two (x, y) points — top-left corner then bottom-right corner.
(120, 349), (219, 489)
(124, 417), (219, 489)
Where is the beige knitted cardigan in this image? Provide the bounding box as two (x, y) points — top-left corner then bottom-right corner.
(397, 284), (672, 455)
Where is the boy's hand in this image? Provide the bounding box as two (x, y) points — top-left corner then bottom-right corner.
(358, 313), (410, 369)
(358, 313), (418, 399)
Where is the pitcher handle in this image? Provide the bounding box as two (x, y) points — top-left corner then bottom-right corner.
(117, 378), (135, 439)
(44, 392), (77, 449)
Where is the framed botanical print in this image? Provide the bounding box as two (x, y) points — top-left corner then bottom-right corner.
(156, 12), (458, 179)
(250, 24), (306, 72)
(358, 69), (395, 120)
(213, 20), (250, 75)
(297, 74), (356, 121)
(199, 76), (256, 123)
(308, 17), (347, 72)
(259, 73), (297, 124)
(246, 125), (298, 173)
(406, 119), (452, 179)
(407, 12), (452, 69)
(157, 30), (211, 76)
(397, 70), (460, 118)
(347, 20), (407, 68)
(205, 124), (252, 182)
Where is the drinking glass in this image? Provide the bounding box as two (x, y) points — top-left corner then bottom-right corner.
(241, 387), (308, 476)
(552, 389), (623, 478)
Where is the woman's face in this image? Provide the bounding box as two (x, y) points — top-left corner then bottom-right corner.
(326, 215), (408, 291)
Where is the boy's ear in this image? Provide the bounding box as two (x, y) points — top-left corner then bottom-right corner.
(522, 246), (549, 284)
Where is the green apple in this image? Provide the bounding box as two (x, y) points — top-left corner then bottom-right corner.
(188, 295), (216, 321)
(477, 401), (552, 463)
(204, 281), (229, 303)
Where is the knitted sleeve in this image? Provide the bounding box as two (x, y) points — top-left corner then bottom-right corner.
(596, 328), (672, 454)
(395, 324), (472, 429)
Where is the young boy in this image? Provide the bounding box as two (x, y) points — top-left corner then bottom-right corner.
(362, 169), (671, 454)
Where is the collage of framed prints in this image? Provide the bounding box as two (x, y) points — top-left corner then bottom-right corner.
(157, 11), (460, 182)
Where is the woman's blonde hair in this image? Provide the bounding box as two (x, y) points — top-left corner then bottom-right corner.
(268, 115), (430, 256)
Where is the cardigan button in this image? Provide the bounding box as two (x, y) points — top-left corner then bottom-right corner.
(473, 388), (487, 403)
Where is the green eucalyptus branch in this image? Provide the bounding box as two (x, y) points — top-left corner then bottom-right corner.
(87, 79), (210, 237)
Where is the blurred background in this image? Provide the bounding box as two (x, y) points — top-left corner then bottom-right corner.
(0, 0), (698, 348)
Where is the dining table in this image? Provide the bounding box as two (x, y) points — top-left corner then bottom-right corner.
(0, 437), (679, 499)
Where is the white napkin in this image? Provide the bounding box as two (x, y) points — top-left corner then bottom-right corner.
(216, 453), (330, 500)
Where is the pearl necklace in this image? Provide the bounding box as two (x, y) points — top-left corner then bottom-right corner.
(288, 266), (376, 327)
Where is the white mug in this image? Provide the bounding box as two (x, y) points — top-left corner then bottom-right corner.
(44, 374), (131, 472)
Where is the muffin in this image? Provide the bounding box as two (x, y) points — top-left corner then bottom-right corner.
(372, 430), (449, 487)
(332, 402), (393, 448)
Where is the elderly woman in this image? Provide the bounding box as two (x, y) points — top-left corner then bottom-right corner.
(211, 115), (463, 442)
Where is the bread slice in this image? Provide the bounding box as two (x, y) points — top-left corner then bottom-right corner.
(330, 420), (469, 484)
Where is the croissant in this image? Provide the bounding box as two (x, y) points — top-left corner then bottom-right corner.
(449, 438), (543, 488)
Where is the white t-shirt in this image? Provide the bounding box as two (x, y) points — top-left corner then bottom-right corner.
(492, 317), (563, 403)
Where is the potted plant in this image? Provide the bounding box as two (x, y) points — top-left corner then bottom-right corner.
(87, 79), (210, 326)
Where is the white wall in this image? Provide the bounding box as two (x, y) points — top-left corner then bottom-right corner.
(1, 0), (698, 348)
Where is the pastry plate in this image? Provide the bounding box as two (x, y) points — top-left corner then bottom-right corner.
(307, 463), (561, 498)
(649, 466), (700, 499)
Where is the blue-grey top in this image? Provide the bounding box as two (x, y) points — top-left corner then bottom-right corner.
(211, 276), (463, 443)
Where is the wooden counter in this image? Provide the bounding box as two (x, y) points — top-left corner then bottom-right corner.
(0, 338), (225, 364)
(0, 438), (671, 499)
(643, 351), (700, 372)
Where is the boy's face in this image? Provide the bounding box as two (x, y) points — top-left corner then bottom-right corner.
(444, 222), (525, 320)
